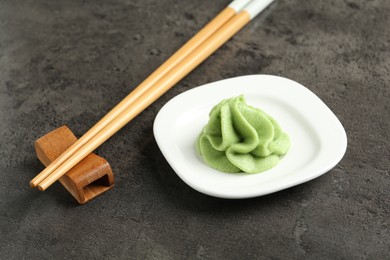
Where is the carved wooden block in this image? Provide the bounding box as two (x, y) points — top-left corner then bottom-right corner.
(34, 125), (114, 204)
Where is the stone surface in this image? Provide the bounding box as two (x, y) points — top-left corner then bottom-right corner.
(0, 0), (389, 259)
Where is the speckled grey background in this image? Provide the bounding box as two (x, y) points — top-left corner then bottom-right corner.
(0, 0), (389, 259)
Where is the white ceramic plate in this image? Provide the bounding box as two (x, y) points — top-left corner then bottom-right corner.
(153, 75), (347, 198)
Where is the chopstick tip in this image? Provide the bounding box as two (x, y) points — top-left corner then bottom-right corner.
(29, 180), (37, 188)
(37, 184), (45, 191)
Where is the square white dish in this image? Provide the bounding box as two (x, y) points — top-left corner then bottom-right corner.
(153, 75), (347, 198)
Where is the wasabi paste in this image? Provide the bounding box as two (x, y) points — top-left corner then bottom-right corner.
(196, 95), (290, 174)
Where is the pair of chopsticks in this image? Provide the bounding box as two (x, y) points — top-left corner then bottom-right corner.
(30, 0), (274, 191)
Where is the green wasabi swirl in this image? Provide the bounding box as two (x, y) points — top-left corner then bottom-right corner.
(196, 95), (290, 174)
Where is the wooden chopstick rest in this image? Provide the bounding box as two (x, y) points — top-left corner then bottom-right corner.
(34, 125), (114, 204)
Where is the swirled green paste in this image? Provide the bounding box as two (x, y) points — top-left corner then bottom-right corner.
(196, 95), (290, 174)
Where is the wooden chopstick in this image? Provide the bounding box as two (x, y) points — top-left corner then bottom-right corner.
(30, 0), (252, 188)
(36, 0), (274, 191)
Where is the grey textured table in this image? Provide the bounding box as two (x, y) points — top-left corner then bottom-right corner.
(1, 0), (389, 259)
